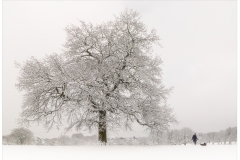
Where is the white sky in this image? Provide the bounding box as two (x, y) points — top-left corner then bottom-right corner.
(2, 1), (237, 138)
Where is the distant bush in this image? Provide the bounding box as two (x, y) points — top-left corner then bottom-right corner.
(3, 127), (35, 145)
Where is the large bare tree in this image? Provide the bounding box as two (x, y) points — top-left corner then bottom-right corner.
(16, 9), (176, 144)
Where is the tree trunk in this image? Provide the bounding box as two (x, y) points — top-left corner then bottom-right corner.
(98, 110), (107, 145)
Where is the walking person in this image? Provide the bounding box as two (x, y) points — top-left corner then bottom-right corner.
(192, 133), (198, 145)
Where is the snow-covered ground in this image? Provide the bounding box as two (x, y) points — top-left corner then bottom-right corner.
(3, 144), (237, 160)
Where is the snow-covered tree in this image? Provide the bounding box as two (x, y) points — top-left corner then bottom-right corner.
(43, 138), (56, 146)
(223, 127), (231, 144)
(71, 133), (84, 145)
(179, 128), (194, 145)
(71, 133), (84, 139)
(228, 127), (237, 144)
(216, 130), (225, 144)
(197, 132), (204, 143)
(2, 135), (15, 145)
(212, 132), (219, 144)
(167, 130), (174, 145)
(84, 135), (98, 145)
(171, 129), (182, 145)
(149, 131), (168, 145)
(207, 132), (217, 144)
(10, 128), (34, 145)
(2, 136), (8, 145)
(149, 130), (161, 144)
(36, 137), (43, 145)
(57, 135), (71, 146)
(112, 137), (127, 145)
(16, 9), (176, 144)
(138, 137), (151, 145)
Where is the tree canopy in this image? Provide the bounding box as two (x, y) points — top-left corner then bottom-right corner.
(16, 9), (176, 143)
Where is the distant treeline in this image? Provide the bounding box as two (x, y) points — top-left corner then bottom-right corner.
(2, 128), (97, 145)
(2, 127), (237, 145)
(150, 127), (237, 145)
(197, 127), (237, 145)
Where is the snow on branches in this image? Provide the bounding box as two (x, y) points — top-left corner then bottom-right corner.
(16, 9), (177, 143)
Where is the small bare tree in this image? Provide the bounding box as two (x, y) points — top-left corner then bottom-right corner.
(16, 9), (176, 144)
(10, 128), (34, 145)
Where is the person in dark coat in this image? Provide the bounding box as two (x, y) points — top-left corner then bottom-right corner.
(192, 133), (198, 145)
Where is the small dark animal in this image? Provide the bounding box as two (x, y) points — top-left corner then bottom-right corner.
(200, 143), (207, 146)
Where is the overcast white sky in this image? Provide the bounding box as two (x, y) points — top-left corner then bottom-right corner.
(2, 1), (237, 138)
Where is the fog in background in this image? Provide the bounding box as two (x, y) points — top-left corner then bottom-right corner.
(3, 1), (236, 138)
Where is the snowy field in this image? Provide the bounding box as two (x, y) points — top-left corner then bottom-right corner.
(3, 144), (237, 160)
